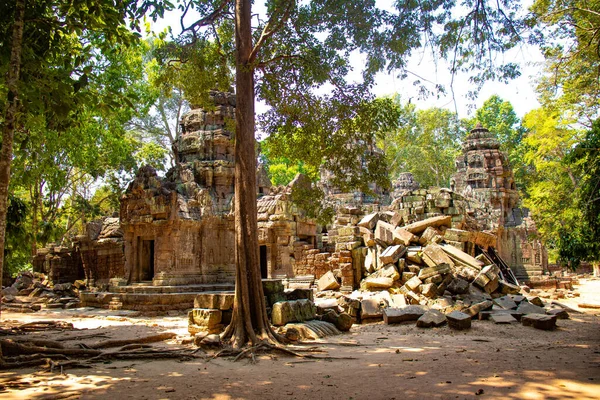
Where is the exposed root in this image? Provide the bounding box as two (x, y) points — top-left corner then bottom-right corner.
(87, 332), (177, 349)
(214, 341), (357, 362)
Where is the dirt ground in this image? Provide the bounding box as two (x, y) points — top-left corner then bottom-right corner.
(1, 279), (599, 400)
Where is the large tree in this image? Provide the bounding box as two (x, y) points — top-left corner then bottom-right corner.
(175, 0), (529, 348)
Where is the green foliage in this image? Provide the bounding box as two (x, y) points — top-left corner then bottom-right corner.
(383, 96), (463, 188)
(531, 0), (600, 123)
(5, 193), (31, 277)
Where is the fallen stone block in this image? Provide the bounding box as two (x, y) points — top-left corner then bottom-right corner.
(361, 276), (394, 290)
(439, 243), (484, 270)
(546, 308), (569, 319)
(400, 215), (452, 234)
(463, 300), (493, 318)
(194, 293), (235, 310)
(446, 311), (472, 330)
(521, 313), (557, 330)
(391, 294), (407, 307)
(383, 305), (428, 324)
(358, 213), (379, 230)
(361, 297), (384, 320)
(516, 301), (546, 315)
(499, 280), (521, 295)
(418, 264), (451, 280)
(421, 244), (455, 268)
(420, 226), (443, 245)
(490, 313), (517, 324)
(420, 283), (438, 298)
(416, 309), (447, 328)
(528, 296), (545, 307)
(372, 264), (400, 281)
(379, 244), (407, 265)
(405, 276), (423, 291)
(493, 295), (518, 310)
(188, 309), (222, 330)
(447, 278), (470, 294)
(393, 228), (417, 246)
(318, 271), (340, 291)
(473, 265), (499, 294)
(375, 220), (396, 245)
(272, 299), (316, 326)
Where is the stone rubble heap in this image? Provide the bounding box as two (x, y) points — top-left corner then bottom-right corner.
(1, 271), (84, 312)
(313, 214), (574, 331)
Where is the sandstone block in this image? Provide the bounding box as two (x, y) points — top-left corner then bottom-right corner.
(440, 243), (484, 270)
(393, 228), (417, 246)
(516, 301), (545, 315)
(189, 308), (222, 329)
(379, 245), (406, 265)
(405, 276), (422, 291)
(383, 305), (428, 324)
(194, 293), (235, 310)
(546, 308), (569, 319)
(318, 271), (340, 291)
(490, 313), (517, 324)
(418, 264), (451, 280)
(420, 283), (438, 298)
(361, 276), (394, 290)
(521, 313), (557, 330)
(400, 215), (452, 234)
(361, 297), (384, 319)
(463, 300), (493, 318)
(446, 311), (472, 330)
(416, 309), (447, 328)
(493, 295), (518, 310)
(447, 278), (470, 294)
(358, 213), (379, 230)
(375, 221), (395, 245)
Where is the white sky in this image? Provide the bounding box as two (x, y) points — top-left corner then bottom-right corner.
(150, 1), (543, 120)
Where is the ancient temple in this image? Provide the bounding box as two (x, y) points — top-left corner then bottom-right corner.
(119, 91), (237, 286)
(451, 124), (547, 280)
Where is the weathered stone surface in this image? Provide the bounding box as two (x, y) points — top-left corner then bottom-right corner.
(416, 309), (447, 328)
(516, 301), (546, 315)
(194, 293), (234, 310)
(358, 213), (379, 230)
(405, 276), (423, 291)
(400, 215), (452, 234)
(420, 283), (438, 298)
(546, 308), (569, 319)
(418, 264), (451, 280)
(420, 226), (442, 245)
(188, 309), (222, 329)
(361, 297), (384, 319)
(499, 280), (521, 295)
(446, 311), (472, 330)
(473, 265), (499, 293)
(379, 245), (406, 265)
(383, 305), (428, 324)
(317, 271), (340, 291)
(391, 294), (407, 307)
(335, 312), (354, 331)
(393, 228), (417, 246)
(440, 243), (484, 270)
(272, 299), (316, 326)
(493, 295), (518, 310)
(362, 276), (394, 290)
(521, 313), (557, 330)
(372, 264), (400, 281)
(490, 313), (517, 324)
(421, 244), (455, 269)
(463, 300), (493, 318)
(375, 221), (396, 245)
(447, 278), (470, 294)
(528, 296), (545, 307)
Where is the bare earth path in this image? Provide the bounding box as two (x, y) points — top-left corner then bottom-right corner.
(1, 279), (599, 400)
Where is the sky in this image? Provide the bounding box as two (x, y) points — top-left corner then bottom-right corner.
(149, 1), (543, 121)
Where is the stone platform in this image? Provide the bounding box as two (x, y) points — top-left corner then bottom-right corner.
(80, 282), (234, 311)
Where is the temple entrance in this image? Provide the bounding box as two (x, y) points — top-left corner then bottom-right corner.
(139, 239), (155, 281)
(259, 245), (268, 279)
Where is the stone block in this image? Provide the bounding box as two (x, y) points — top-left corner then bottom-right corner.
(272, 299), (316, 326)
(373, 264), (400, 281)
(447, 278), (470, 294)
(405, 276), (422, 291)
(440, 243), (484, 270)
(393, 228), (416, 246)
(416, 309), (447, 328)
(446, 311), (472, 330)
(420, 283), (438, 298)
(490, 313), (517, 324)
(521, 313), (557, 330)
(400, 215), (452, 234)
(517, 301), (546, 315)
(463, 300), (493, 318)
(391, 294), (407, 307)
(383, 305), (428, 324)
(375, 221), (395, 245)
(379, 245), (406, 265)
(493, 295), (518, 310)
(546, 308), (569, 319)
(361, 297), (384, 320)
(418, 264), (451, 280)
(189, 308), (222, 329)
(194, 293), (235, 310)
(423, 274), (443, 284)
(361, 276), (394, 290)
(473, 265), (499, 294)
(528, 296), (545, 307)
(421, 244), (455, 268)
(443, 229), (473, 242)
(420, 226), (442, 245)
(318, 271), (340, 291)
(499, 280), (521, 295)
(358, 213), (379, 230)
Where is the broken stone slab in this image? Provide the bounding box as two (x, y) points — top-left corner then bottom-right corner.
(423, 274), (443, 284)
(360, 227), (376, 247)
(439, 243), (484, 270)
(528, 296), (545, 307)
(421, 244), (455, 268)
(493, 295), (518, 310)
(446, 311), (472, 330)
(420, 226), (443, 245)
(509, 294), (526, 303)
(473, 265), (499, 294)
(379, 244), (407, 265)
(317, 271), (341, 291)
(393, 227), (417, 246)
(416, 309), (447, 328)
(364, 247), (377, 273)
(490, 313), (517, 324)
(375, 220), (396, 245)
(361, 276), (394, 290)
(443, 229), (473, 243)
(479, 310), (523, 321)
(383, 305), (428, 324)
(194, 293), (235, 310)
(521, 313), (557, 330)
(361, 297), (385, 320)
(463, 300), (494, 318)
(188, 309), (222, 329)
(499, 280), (521, 295)
(516, 301), (546, 315)
(546, 308), (569, 319)
(447, 278), (470, 294)
(372, 264), (400, 281)
(418, 264), (451, 280)
(358, 213), (379, 230)
(420, 283), (438, 298)
(405, 276), (423, 292)
(390, 294), (407, 307)
(272, 299), (316, 326)
(400, 215), (452, 235)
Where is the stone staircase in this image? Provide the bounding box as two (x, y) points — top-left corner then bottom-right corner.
(81, 282), (234, 311)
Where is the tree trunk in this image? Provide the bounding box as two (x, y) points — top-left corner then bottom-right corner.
(0, 0), (26, 361)
(221, 0), (283, 348)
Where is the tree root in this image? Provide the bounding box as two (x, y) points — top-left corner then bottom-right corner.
(87, 332), (177, 349)
(214, 341), (357, 362)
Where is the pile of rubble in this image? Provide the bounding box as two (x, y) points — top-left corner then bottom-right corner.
(1, 271), (84, 312)
(313, 214), (573, 331)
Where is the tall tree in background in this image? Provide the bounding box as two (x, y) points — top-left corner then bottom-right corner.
(177, 0), (528, 348)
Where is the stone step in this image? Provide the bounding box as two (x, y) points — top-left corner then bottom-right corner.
(107, 283), (235, 294)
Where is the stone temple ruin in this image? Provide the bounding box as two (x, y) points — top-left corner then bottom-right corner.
(29, 95), (556, 321)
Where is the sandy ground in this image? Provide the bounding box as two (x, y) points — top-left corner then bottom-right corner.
(1, 279), (599, 400)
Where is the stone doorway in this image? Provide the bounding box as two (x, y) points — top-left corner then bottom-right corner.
(259, 245), (268, 279)
(139, 239), (155, 281)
